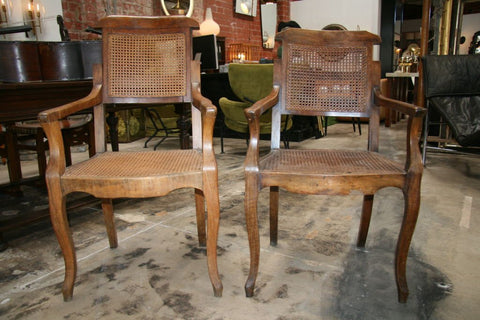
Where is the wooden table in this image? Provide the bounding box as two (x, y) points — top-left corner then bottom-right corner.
(1, 80), (93, 185)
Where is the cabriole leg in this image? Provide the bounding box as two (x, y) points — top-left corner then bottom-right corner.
(195, 189), (206, 247)
(204, 181), (223, 297)
(396, 186), (421, 303)
(245, 176), (260, 297)
(357, 194), (374, 247)
(269, 186), (279, 246)
(101, 198), (117, 248)
(49, 191), (76, 301)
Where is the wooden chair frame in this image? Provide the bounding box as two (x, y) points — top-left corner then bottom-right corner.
(243, 28), (426, 303)
(38, 16), (222, 301)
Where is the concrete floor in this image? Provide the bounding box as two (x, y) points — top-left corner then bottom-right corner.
(0, 121), (479, 319)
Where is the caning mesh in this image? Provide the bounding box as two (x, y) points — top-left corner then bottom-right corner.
(285, 44), (369, 113)
(64, 150), (202, 178)
(107, 33), (186, 98)
(260, 150), (405, 175)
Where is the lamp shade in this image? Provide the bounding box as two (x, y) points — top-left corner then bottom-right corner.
(241, 0), (251, 14)
(199, 8), (220, 36)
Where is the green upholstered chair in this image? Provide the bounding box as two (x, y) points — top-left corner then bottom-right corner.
(219, 63), (292, 152)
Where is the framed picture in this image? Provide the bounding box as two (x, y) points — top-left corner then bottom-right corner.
(235, 0), (258, 17)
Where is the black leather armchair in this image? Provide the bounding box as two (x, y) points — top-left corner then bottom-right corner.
(422, 55), (480, 162)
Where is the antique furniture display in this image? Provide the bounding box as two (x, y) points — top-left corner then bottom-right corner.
(243, 28), (426, 303)
(421, 54), (480, 163)
(38, 16), (222, 301)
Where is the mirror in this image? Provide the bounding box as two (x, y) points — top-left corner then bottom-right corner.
(236, 0), (258, 17)
(452, 0), (480, 54)
(260, 2), (277, 48)
(160, 0), (194, 17)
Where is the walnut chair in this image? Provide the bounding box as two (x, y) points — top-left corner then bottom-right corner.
(243, 29), (426, 303)
(38, 16), (222, 301)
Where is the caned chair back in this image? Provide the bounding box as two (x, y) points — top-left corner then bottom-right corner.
(99, 16), (198, 104)
(275, 29), (381, 118)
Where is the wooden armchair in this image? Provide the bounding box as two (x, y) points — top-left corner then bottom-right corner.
(243, 29), (426, 303)
(38, 16), (222, 301)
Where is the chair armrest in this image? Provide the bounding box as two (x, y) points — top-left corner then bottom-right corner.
(192, 82), (217, 156)
(219, 98), (250, 110)
(219, 98), (250, 128)
(244, 86), (279, 120)
(219, 97), (250, 111)
(38, 65), (103, 177)
(373, 86), (425, 118)
(37, 84), (102, 124)
(374, 82), (426, 173)
(219, 97), (245, 105)
(192, 82), (217, 117)
(244, 86), (279, 171)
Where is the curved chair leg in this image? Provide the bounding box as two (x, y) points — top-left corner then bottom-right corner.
(244, 176), (260, 297)
(357, 194), (374, 247)
(269, 186), (279, 246)
(203, 176), (223, 297)
(101, 198), (118, 248)
(194, 188), (206, 247)
(49, 190), (76, 301)
(396, 185), (421, 303)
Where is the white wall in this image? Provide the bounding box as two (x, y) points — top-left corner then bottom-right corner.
(290, 0), (381, 59)
(290, 0), (381, 34)
(2, 0), (63, 41)
(459, 13), (480, 54)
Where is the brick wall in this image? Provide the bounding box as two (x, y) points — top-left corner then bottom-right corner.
(206, 0), (293, 60)
(61, 0), (291, 59)
(277, 0), (290, 24)
(61, 0), (156, 40)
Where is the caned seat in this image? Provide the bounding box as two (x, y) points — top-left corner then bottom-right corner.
(260, 150), (404, 176)
(61, 150), (203, 196)
(243, 28), (426, 303)
(38, 16), (222, 301)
